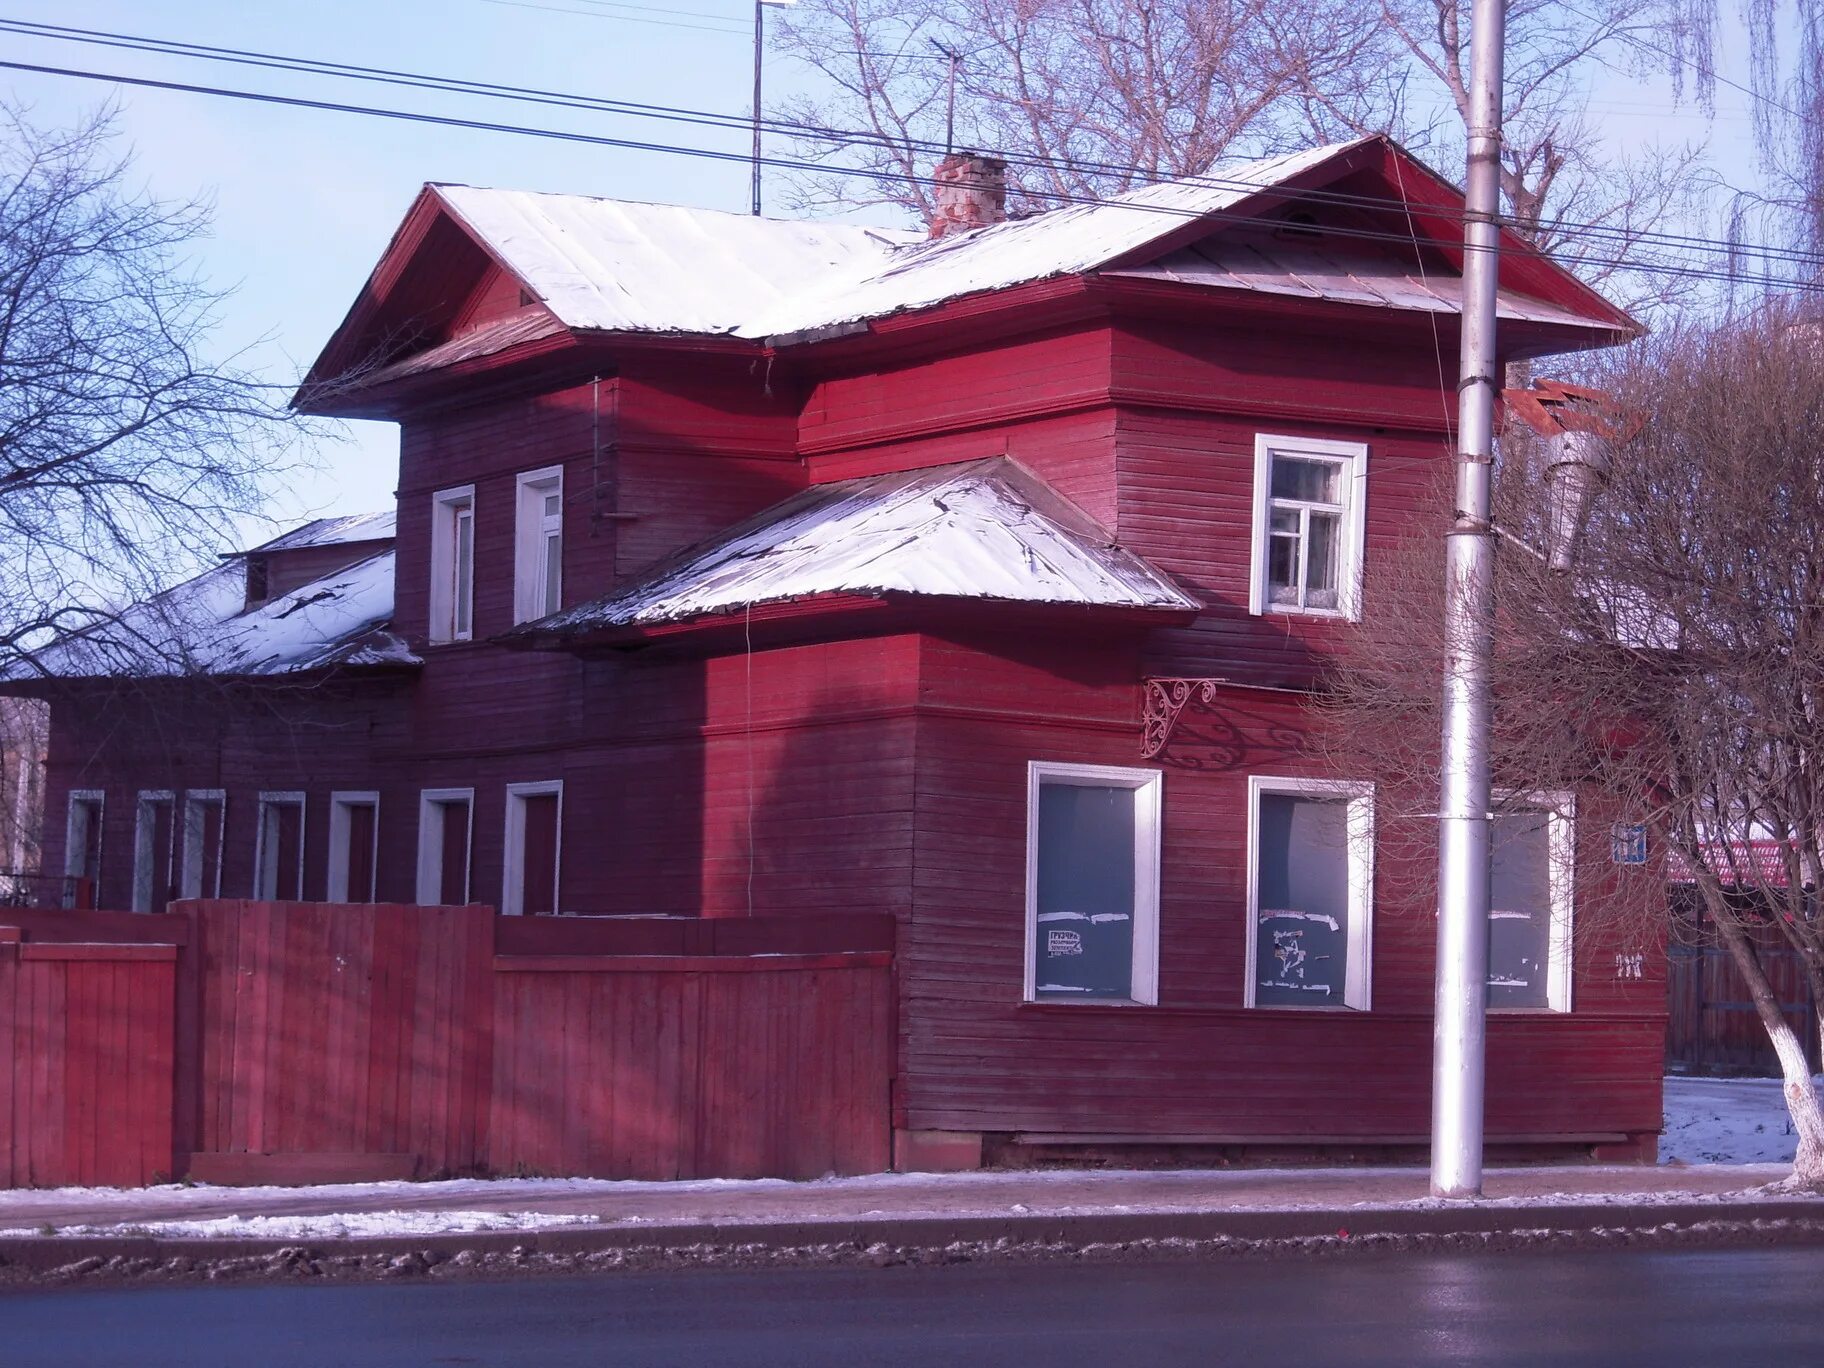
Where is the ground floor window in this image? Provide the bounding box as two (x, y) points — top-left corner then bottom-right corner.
(63, 789), (104, 908)
(1488, 794), (1575, 1012)
(1024, 762), (1162, 1005)
(254, 792), (306, 901)
(132, 790), (176, 914)
(1246, 776), (1375, 1010)
(503, 781), (562, 917)
(327, 791), (380, 903)
(416, 788), (474, 905)
(180, 790), (226, 900)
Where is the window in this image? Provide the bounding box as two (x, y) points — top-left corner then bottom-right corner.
(416, 788), (474, 905)
(503, 781), (563, 916)
(513, 466), (564, 624)
(428, 485), (476, 643)
(64, 789), (104, 908)
(327, 791), (380, 903)
(1246, 776), (1375, 1010)
(253, 791), (306, 900)
(180, 790), (226, 900)
(1024, 762), (1163, 1005)
(132, 790), (176, 914)
(1488, 794), (1574, 1012)
(1250, 435), (1368, 620)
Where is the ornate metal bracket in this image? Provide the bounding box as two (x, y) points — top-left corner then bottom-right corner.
(1141, 677), (1224, 759)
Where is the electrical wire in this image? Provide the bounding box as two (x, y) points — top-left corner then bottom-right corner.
(2, 26), (1822, 292)
(9, 15), (1823, 276)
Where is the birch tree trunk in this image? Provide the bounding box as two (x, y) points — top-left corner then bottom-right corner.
(1716, 916), (1824, 1188)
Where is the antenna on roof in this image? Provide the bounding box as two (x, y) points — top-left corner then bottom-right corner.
(930, 40), (962, 155)
(751, 0), (798, 215)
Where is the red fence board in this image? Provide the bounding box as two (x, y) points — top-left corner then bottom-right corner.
(0, 939), (177, 1187)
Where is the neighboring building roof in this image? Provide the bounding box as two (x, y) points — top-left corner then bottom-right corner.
(9, 538), (415, 685)
(248, 511), (397, 554)
(525, 459), (1200, 640)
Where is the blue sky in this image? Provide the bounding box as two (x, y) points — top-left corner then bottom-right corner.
(1, 1), (1766, 536)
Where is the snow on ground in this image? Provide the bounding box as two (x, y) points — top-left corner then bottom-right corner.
(1660, 1074), (1809, 1165)
(0, 1210), (605, 1241)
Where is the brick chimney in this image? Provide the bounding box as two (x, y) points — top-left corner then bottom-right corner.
(928, 152), (1008, 239)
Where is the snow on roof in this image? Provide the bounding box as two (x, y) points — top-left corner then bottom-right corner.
(12, 549), (416, 682)
(249, 510), (397, 553)
(1110, 233), (1598, 328)
(433, 185), (917, 337)
(529, 459), (1200, 637)
(433, 142), (1452, 344)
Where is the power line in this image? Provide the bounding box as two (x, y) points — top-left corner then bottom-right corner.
(478, 0), (750, 37)
(2, 38), (1821, 291)
(6, 15), (1818, 276)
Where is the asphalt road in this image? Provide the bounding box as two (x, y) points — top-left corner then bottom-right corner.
(6, 1246), (1824, 1367)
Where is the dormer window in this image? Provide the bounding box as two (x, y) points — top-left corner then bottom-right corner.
(513, 466), (563, 624)
(429, 485), (476, 643)
(244, 555), (270, 609)
(1249, 435), (1368, 621)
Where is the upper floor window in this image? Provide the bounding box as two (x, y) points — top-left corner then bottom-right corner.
(1250, 435), (1368, 621)
(513, 466), (563, 624)
(429, 485), (476, 643)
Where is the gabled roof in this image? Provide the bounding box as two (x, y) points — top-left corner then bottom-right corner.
(248, 510), (397, 554)
(8, 529), (415, 685)
(303, 136), (1634, 403)
(520, 459), (1199, 644)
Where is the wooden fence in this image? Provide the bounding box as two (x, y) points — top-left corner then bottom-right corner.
(0, 902), (895, 1188)
(1666, 943), (1820, 1076)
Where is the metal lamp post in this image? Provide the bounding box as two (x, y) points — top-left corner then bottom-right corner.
(1430, 0), (1507, 1201)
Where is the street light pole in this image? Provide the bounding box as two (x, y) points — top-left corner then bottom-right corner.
(750, 0), (765, 216)
(1431, 0), (1506, 1200)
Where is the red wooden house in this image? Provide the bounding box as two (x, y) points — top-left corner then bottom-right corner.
(8, 136), (1670, 1171)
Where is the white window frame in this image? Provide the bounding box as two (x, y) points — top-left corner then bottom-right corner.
(415, 787), (476, 906)
(327, 791), (381, 903)
(428, 484), (477, 644)
(1249, 434), (1369, 621)
(1489, 789), (1576, 1014)
(502, 780), (564, 918)
(131, 790), (176, 914)
(1023, 761), (1163, 1007)
(179, 789), (226, 900)
(253, 791), (307, 901)
(64, 789), (105, 900)
(1245, 775), (1376, 1011)
(513, 465), (564, 625)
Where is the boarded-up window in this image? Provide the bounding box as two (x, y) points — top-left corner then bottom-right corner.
(504, 782), (562, 917)
(255, 794), (306, 901)
(1033, 783), (1136, 1000)
(133, 793), (176, 914)
(181, 793), (226, 900)
(1025, 763), (1162, 1005)
(1253, 794), (1351, 1006)
(329, 793), (380, 903)
(65, 791), (104, 907)
(1489, 811), (1556, 1009)
(416, 791), (473, 906)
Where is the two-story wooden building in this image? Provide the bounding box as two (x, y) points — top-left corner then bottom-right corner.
(10, 136), (1669, 1168)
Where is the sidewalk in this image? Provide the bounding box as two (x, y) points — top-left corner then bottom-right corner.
(0, 1160), (1811, 1241)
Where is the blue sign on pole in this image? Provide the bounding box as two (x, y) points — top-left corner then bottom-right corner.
(1611, 823), (1647, 865)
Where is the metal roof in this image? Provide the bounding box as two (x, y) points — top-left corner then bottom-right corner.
(249, 510), (397, 554)
(11, 548), (416, 681)
(529, 459), (1200, 636)
(1107, 232), (1600, 328)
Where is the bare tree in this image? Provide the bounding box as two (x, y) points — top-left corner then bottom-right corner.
(1322, 306), (1824, 1187)
(0, 101), (301, 680)
(773, 0), (1392, 219)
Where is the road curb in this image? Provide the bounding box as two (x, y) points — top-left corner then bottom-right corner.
(4, 1198), (1824, 1286)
